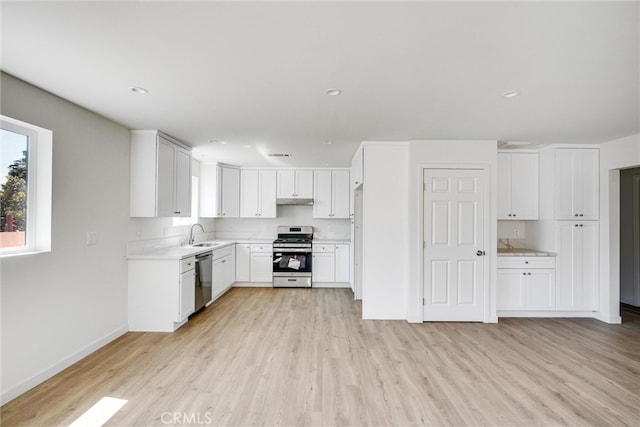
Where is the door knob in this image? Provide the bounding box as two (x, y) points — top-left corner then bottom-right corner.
(476, 250), (485, 256)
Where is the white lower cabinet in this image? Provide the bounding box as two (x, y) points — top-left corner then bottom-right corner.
(128, 256), (196, 332)
(312, 243), (350, 285)
(250, 244), (273, 282)
(212, 246), (235, 300)
(497, 256), (556, 311)
(235, 244), (251, 282)
(556, 221), (598, 311)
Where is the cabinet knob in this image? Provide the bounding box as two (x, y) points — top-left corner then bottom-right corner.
(579, 224), (584, 227)
(525, 261), (529, 264)
(579, 214), (584, 217)
(523, 272), (526, 276)
(574, 214), (579, 217)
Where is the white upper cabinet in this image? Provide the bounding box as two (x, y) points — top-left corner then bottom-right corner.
(220, 166), (240, 218)
(277, 170), (313, 199)
(201, 163), (241, 218)
(351, 146), (364, 188)
(130, 130), (192, 217)
(498, 152), (539, 220)
(241, 169), (276, 218)
(313, 170), (350, 218)
(555, 148), (599, 220)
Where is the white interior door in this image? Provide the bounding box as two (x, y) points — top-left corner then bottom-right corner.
(423, 169), (486, 321)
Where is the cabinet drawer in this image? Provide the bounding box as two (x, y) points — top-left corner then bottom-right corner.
(213, 246), (233, 260)
(313, 244), (334, 253)
(181, 256), (196, 273)
(497, 257), (556, 269)
(251, 244), (272, 253)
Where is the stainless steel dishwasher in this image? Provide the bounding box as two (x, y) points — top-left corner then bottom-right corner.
(194, 251), (213, 313)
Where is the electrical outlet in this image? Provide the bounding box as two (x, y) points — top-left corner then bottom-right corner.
(513, 228), (520, 237)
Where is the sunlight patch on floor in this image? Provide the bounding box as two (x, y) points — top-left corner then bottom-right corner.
(68, 396), (128, 427)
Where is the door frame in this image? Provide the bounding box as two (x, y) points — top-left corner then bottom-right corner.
(418, 164), (493, 323)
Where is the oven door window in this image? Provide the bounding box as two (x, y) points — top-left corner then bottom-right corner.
(273, 252), (312, 273)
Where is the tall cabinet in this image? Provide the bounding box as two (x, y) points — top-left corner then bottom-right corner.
(532, 147), (599, 312)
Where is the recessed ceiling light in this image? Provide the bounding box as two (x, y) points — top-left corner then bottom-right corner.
(326, 141), (333, 145)
(243, 145), (252, 149)
(208, 139), (228, 145)
(325, 88), (342, 96)
(219, 141), (227, 145)
(130, 86), (148, 95)
(502, 90), (520, 98)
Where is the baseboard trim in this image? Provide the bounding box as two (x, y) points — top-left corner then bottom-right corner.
(497, 310), (597, 319)
(311, 282), (350, 288)
(593, 311), (623, 324)
(232, 282), (272, 288)
(1, 325), (128, 405)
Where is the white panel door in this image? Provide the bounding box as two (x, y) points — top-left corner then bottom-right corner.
(334, 244), (350, 282)
(235, 244), (251, 282)
(423, 169), (486, 321)
(556, 221), (598, 310)
(312, 252), (335, 282)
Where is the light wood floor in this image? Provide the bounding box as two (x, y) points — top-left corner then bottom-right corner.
(2, 288), (639, 426)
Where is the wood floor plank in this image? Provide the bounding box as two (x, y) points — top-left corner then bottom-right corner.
(2, 288), (639, 426)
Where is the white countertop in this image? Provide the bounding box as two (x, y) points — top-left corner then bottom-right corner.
(128, 240), (237, 260)
(497, 248), (556, 257)
(313, 239), (351, 244)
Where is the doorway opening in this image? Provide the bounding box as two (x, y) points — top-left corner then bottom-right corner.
(620, 166), (640, 330)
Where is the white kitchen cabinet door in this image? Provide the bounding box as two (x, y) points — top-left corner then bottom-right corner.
(313, 170), (350, 218)
(555, 149), (599, 220)
(221, 166), (240, 217)
(156, 137), (177, 217)
(241, 170), (260, 217)
(528, 270), (556, 310)
(497, 269), (526, 310)
(313, 170), (333, 218)
(250, 252), (273, 282)
(224, 251), (236, 288)
(497, 269), (555, 310)
(178, 269), (195, 321)
(277, 170), (296, 198)
(277, 170), (313, 199)
(334, 244), (350, 282)
(351, 146), (363, 188)
(498, 152), (538, 220)
(259, 170), (277, 217)
(199, 163), (222, 217)
(241, 170), (276, 218)
(235, 244), (251, 282)
(332, 170), (351, 218)
(212, 256), (226, 298)
(312, 252), (335, 282)
(174, 147), (192, 217)
(556, 221), (598, 311)
(295, 170), (314, 198)
(130, 131), (192, 218)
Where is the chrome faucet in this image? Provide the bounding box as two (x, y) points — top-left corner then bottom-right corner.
(189, 223), (205, 245)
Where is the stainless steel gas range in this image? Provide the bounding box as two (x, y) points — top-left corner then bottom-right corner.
(272, 226), (313, 288)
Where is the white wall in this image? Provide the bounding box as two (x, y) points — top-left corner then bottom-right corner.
(0, 73), (207, 404)
(361, 143), (410, 319)
(598, 133), (640, 323)
(407, 140), (498, 323)
(214, 205), (350, 240)
(0, 73), (132, 403)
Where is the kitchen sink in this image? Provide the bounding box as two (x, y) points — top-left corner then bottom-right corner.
(191, 242), (220, 247)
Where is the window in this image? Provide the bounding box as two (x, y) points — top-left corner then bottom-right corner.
(0, 115), (52, 257)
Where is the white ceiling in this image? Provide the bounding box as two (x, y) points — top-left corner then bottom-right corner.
(2, 1), (638, 167)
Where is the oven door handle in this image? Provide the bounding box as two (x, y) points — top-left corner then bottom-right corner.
(273, 248), (311, 253)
